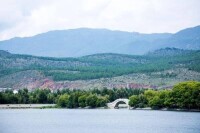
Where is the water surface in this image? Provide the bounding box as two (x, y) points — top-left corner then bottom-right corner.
(0, 109), (199, 133)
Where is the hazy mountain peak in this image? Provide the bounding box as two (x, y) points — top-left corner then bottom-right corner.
(147, 47), (193, 56)
(0, 26), (199, 57)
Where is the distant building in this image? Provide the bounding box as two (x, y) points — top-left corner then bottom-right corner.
(13, 90), (18, 94)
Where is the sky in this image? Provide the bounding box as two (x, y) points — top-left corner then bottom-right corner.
(0, 0), (200, 40)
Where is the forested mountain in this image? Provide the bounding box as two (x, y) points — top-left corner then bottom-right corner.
(0, 25), (199, 57)
(160, 25), (200, 49)
(0, 48), (199, 90)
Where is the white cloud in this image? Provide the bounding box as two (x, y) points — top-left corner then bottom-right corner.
(0, 0), (200, 40)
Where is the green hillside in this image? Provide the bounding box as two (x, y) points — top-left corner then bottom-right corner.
(0, 48), (199, 83)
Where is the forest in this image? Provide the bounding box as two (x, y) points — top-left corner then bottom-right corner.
(0, 48), (200, 81)
(129, 81), (200, 109)
(0, 86), (144, 108)
(0, 81), (199, 110)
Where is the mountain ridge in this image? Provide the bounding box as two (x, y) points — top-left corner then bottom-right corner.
(0, 25), (199, 57)
(0, 48), (199, 90)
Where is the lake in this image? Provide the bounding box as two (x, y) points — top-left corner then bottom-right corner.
(0, 109), (199, 133)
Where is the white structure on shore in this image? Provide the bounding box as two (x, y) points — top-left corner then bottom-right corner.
(13, 90), (18, 94)
(107, 98), (129, 109)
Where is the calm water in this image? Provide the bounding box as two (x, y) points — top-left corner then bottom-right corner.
(0, 109), (199, 133)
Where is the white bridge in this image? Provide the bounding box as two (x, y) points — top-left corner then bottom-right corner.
(107, 98), (129, 109)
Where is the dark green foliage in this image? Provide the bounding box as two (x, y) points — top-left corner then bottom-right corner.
(96, 96), (109, 107)
(0, 48), (199, 81)
(0, 90), (19, 104)
(129, 94), (147, 108)
(18, 89), (29, 104)
(67, 92), (81, 108)
(137, 94), (148, 108)
(78, 95), (87, 108)
(0, 87), (143, 108)
(129, 95), (139, 108)
(149, 96), (163, 109)
(86, 94), (98, 108)
(1, 81), (199, 109)
(129, 81), (200, 110)
(0, 89), (55, 104)
(57, 94), (70, 107)
(172, 81), (200, 109)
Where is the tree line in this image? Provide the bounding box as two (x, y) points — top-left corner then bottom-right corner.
(129, 81), (200, 110)
(0, 87), (144, 108)
(0, 81), (199, 109)
(1, 49), (200, 81)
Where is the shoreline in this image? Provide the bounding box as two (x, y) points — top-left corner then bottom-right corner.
(0, 104), (56, 109)
(0, 104), (200, 112)
(129, 107), (200, 112)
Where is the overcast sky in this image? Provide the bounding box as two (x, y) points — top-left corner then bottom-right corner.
(0, 0), (200, 40)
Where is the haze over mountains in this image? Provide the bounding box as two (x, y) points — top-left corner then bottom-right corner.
(0, 25), (199, 57)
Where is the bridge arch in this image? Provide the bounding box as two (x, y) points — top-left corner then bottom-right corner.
(107, 98), (129, 109)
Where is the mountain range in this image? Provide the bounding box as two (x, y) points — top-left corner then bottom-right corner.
(0, 48), (200, 90)
(0, 25), (199, 57)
